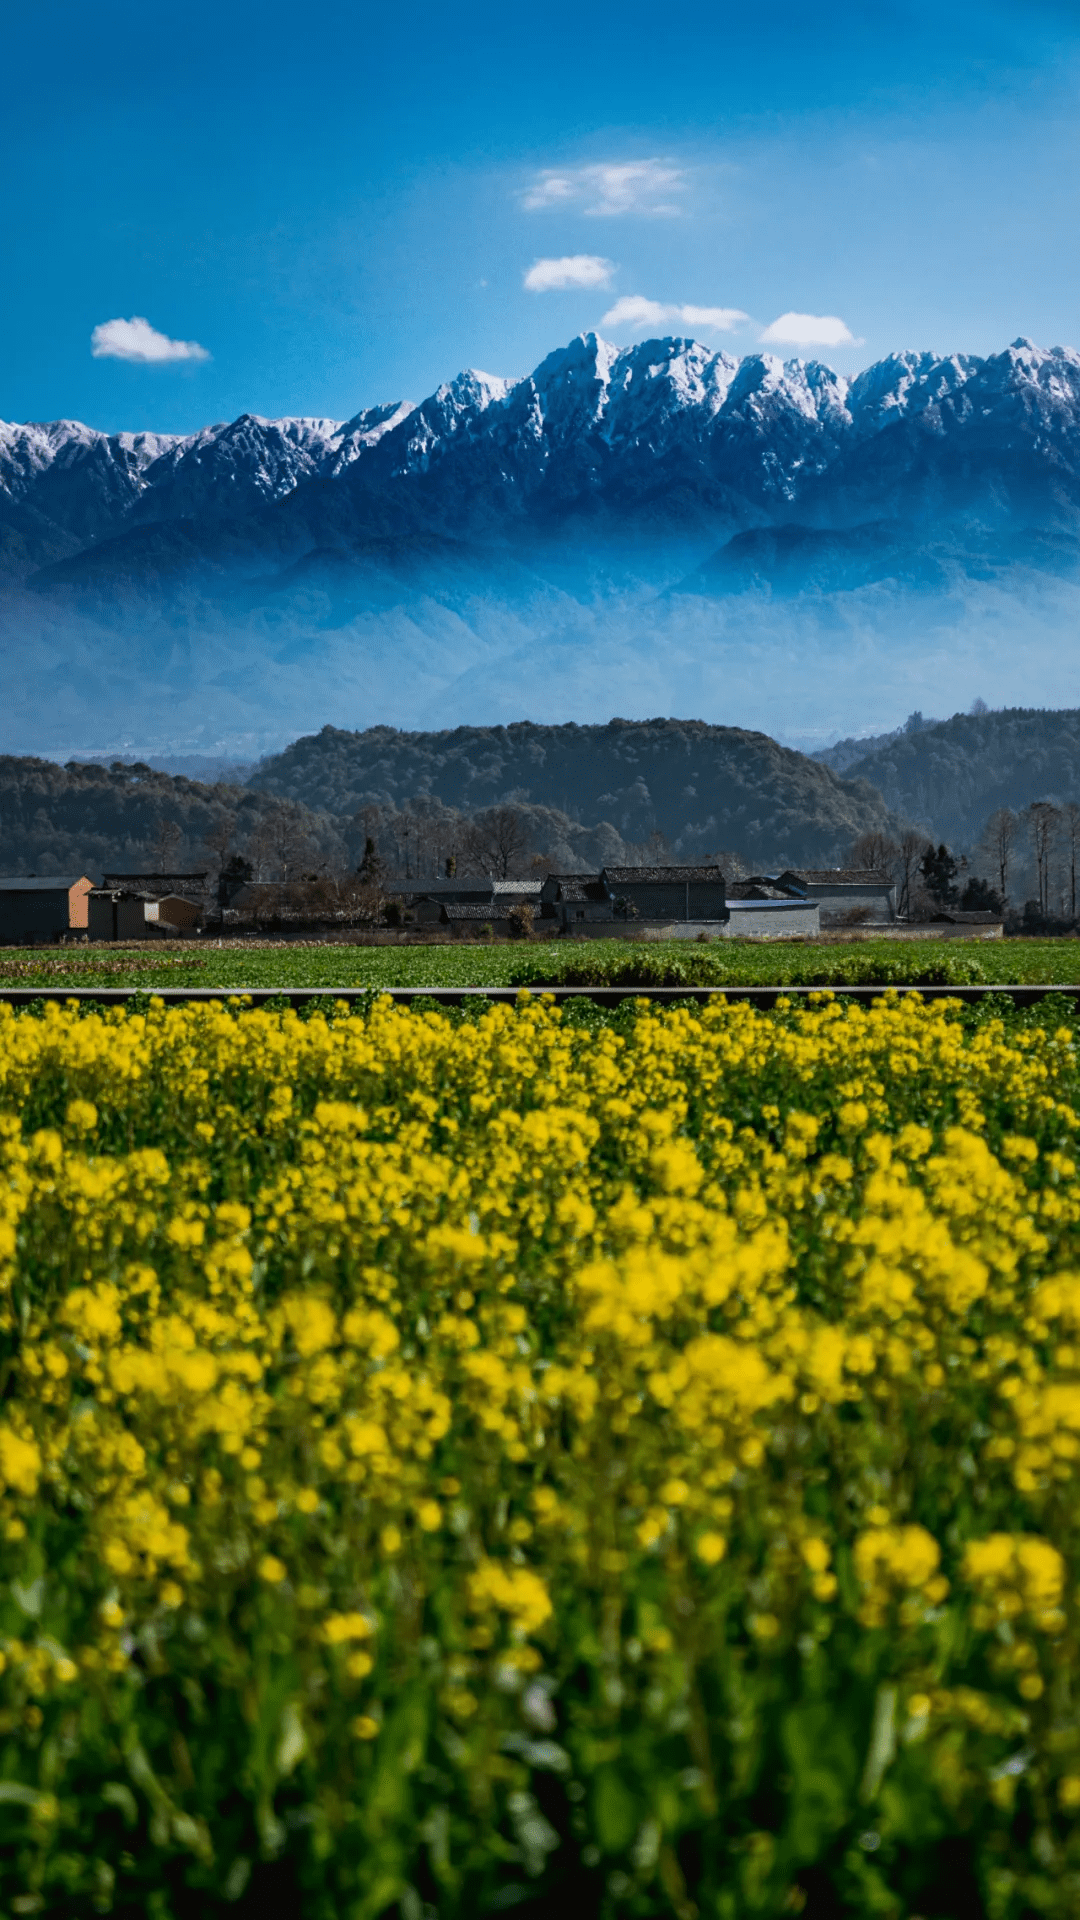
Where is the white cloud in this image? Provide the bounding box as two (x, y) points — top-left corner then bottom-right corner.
(524, 254), (615, 293)
(759, 312), (859, 347)
(601, 295), (749, 333)
(522, 159), (688, 217)
(680, 304), (751, 331)
(90, 316), (211, 364)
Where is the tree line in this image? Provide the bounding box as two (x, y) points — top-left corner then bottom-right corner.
(849, 799), (1080, 926)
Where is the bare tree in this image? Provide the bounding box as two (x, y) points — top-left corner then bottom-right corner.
(1063, 803), (1080, 922)
(200, 812), (236, 888)
(710, 849), (749, 883)
(980, 808), (1017, 908)
(245, 802), (318, 882)
(620, 829), (674, 870)
(848, 831), (899, 877)
(152, 816), (183, 872)
(896, 829), (924, 918)
(371, 803), (461, 881)
(1025, 802), (1060, 918)
(461, 807), (530, 878)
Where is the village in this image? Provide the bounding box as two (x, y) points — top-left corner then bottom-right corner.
(0, 862), (1005, 945)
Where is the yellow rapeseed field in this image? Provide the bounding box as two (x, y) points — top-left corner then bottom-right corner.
(1, 992), (1080, 1918)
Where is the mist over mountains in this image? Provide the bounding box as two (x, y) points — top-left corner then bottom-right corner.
(5, 332), (1080, 755)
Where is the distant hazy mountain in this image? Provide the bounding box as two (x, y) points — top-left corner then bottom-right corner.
(5, 333), (1080, 753)
(248, 718), (895, 867)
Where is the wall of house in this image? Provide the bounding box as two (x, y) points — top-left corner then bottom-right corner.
(117, 899), (152, 938)
(157, 897), (200, 929)
(560, 918), (729, 941)
(723, 903), (820, 939)
(616, 883), (726, 920)
(0, 892), (76, 940)
(560, 904), (616, 925)
(87, 897), (116, 940)
(804, 884), (896, 922)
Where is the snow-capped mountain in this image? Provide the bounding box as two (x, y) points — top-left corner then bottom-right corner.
(7, 331), (1080, 762)
(0, 402), (414, 572)
(9, 333), (1080, 590)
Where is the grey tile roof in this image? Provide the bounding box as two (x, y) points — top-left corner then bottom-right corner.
(601, 866), (724, 885)
(386, 878), (494, 896)
(103, 871), (210, 896)
(780, 868), (891, 886)
(728, 882), (801, 901)
(89, 888), (159, 901)
(555, 877), (608, 902)
(0, 875), (93, 891)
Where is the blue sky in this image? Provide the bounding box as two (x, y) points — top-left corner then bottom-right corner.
(6, 0), (1080, 433)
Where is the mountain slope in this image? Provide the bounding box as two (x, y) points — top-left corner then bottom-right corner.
(842, 708), (1080, 842)
(0, 756), (343, 879)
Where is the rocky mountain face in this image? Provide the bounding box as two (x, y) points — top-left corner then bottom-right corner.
(7, 334), (1080, 587)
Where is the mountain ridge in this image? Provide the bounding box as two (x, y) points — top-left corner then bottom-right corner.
(8, 333), (1080, 586)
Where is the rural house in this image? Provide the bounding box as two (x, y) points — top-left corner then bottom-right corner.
(437, 903), (517, 936)
(88, 889), (203, 939)
(776, 868), (898, 924)
(411, 878), (542, 925)
(540, 866), (729, 933)
(725, 878), (821, 938)
(600, 865), (727, 923)
(540, 874), (614, 927)
(0, 875), (94, 942)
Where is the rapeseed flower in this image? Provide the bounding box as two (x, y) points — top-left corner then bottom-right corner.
(0, 992), (1079, 1914)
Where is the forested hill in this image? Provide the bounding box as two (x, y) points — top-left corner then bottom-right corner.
(247, 720), (893, 868)
(840, 709), (1080, 843)
(0, 758), (341, 880)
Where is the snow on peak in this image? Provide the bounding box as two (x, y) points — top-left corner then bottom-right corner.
(437, 368), (518, 413)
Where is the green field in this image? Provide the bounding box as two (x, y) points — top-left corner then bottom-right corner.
(2, 935), (1080, 990)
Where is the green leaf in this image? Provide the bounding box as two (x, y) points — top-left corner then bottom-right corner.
(592, 1768), (640, 1854)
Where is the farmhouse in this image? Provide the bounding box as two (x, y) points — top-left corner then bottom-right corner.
(776, 867), (897, 924)
(0, 875), (94, 942)
(540, 867), (729, 930)
(88, 889), (202, 939)
(540, 874), (613, 927)
(411, 878), (542, 925)
(602, 866), (727, 922)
